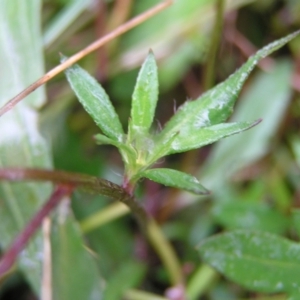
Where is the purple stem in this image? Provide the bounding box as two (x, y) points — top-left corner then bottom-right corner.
(0, 184), (73, 276)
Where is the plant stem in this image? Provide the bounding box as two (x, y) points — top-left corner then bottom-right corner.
(186, 264), (218, 300)
(120, 192), (184, 286)
(124, 289), (168, 300)
(0, 185), (73, 276)
(0, 168), (128, 200)
(80, 202), (129, 233)
(203, 0), (225, 90)
(0, 168), (184, 286)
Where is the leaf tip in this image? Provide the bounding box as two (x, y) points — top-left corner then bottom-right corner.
(147, 49), (156, 62)
(252, 118), (263, 128)
(59, 53), (68, 63)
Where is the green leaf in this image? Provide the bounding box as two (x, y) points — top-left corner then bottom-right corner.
(128, 51), (158, 140)
(198, 230), (300, 296)
(65, 63), (124, 141)
(201, 59), (293, 190)
(212, 202), (289, 234)
(94, 133), (132, 154)
(0, 0), (52, 293)
(51, 202), (103, 300)
(140, 168), (209, 195)
(155, 31), (299, 153)
(156, 120), (260, 155)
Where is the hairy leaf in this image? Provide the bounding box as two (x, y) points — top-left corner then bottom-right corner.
(201, 59), (294, 190)
(65, 63), (124, 141)
(140, 168), (209, 195)
(155, 120), (260, 156)
(155, 31), (299, 154)
(128, 51), (158, 140)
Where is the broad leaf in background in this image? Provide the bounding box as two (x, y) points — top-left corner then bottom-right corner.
(0, 0), (52, 293)
(212, 201), (289, 234)
(51, 201), (103, 300)
(128, 50), (158, 140)
(198, 230), (300, 297)
(65, 63), (124, 142)
(140, 168), (210, 195)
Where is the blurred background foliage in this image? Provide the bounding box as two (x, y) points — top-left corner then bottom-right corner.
(1, 0), (300, 299)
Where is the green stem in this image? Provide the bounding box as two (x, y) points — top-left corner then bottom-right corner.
(124, 289), (168, 300)
(80, 202), (129, 233)
(120, 192), (184, 286)
(186, 264), (218, 300)
(203, 0), (225, 90)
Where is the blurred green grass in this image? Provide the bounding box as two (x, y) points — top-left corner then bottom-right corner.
(1, 0), (300, 299)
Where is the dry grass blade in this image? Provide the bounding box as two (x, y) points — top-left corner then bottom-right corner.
(0, 0), (173, 117)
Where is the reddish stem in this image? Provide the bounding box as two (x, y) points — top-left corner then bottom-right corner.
(0, 168), (128, 200)
(0, 184), (74, 276)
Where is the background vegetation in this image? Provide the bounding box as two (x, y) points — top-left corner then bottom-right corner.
(1, 0), (300, 299)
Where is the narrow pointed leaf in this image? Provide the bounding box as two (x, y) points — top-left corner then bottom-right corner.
(200, 59), (293, 190)
(128, 51), (158, 139)
(165, 120), (261, 155)
(94, 133), (130, 152)
(198, 230), (300, 296)
(140, 168), (209, 195)
(65, 64), (124, 141)
(156, 31), (299, 147)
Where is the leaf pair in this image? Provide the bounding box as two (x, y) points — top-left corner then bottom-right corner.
(64, 30), (299, 194)
(65, 51), (208, 194)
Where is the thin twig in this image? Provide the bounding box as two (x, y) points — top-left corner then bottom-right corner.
(0, 185), (73, 276)
(0, 0), (173, 117)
